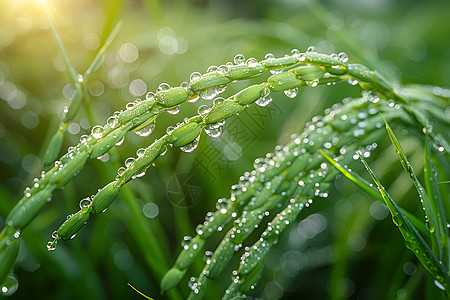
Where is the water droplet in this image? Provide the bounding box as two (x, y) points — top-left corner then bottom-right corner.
(291, 48), (300, 57)
(167, 105), (180, 114)
(0, 274), (18, 296)
(157, 83), (170, 92)
(264, 53), (275, 60)
(306, 80), (319, 87)
(204, 125), (223, 138)
(166, 126), (175, 135)
(204, 66), (217, 74)
(145, 92), (155, 100)
(234, 54), (245, 65)
(77, 74), (84, 83)
(255, 95), (272, 107)
(217, 65), (229, 75)
(136, 148), (146, 157)
(246, 58), (258, 67)
(199, 88), (219, 100)
(79, 197), (91, 209)
(338, 52), (349, 63)
(392, 215), (403, 227)
(134, 171), (146, 178)
(180, 137), (199, 153)
(434, 280), (445, 291)
(47, 233), (59, 251)
(284, 88), (298, 98)
(80, 135), (89, 144)
(181, 236), (192, 249)
(135, 122), (155, 137)
(213, 97), (225, 106)
(198, 105), (211, 116)
(188, 95), (200, 103)
(24, 187), (31, 197)
(211, 119), (225, 128)
(117, 167), (126, 176)
(259, 86), (270, 98)
(330, 53), (339, 60)
(126, 102), (135, 110)
(306, 46), (317, 54)
(216, 198), (229, 210)
(91, 125), (103, 139)
(347, 77), (358, 85)
(188, 277), (197, 290)
(125, 157), (135, 168)
(115, 137), (125, 146)
(203, 251), (213, 265)
(190, 72), (202, 83)
(196, 224), (204, 236)
(107, 116), (118, 129)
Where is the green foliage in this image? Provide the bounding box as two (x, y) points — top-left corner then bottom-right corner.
(0, 0), (449, 299)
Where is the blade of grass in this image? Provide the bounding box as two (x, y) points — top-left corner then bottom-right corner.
(127, 282), (155, 300)
(425, 128), (449, 269)
(383, 116), (442, 261)
(319, 149), (427, 235)
(43, 4), (79, 87)
(100, 0), (124, 43)
(359, 153), (450, 296)
(85, 20), (123, 77)
(41, 3), (83, 165)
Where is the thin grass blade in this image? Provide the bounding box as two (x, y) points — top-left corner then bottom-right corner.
(425, 128), (449, 269)
(359, 153), (450, 296)
(85, 20), (123, 76)
(43, 5), (78, 86)
(383, 116), (442, 260)
(319, 149), (427, 235)
(127, 283), (154, 300)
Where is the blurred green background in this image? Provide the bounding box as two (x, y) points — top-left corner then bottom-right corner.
(0, 0), (449, 299)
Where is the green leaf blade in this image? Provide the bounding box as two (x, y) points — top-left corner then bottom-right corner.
(383, 117), (442, 262)
(319, 149), (427, 235)
(425, 129), (449, 269)
(85, 20), (123, 76)
(359, 153), (450, 296)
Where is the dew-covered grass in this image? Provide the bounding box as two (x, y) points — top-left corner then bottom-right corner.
(0, 0), (449, 299)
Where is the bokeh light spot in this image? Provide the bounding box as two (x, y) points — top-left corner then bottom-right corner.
(129, 79), (147, 97)
(143, 202), (159, 219)
(119, 42), (139, 63)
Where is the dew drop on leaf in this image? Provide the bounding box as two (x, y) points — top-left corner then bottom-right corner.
(0, 274), (18, 296)
(255, 95), (272, 107)
(264, 53), (275, 60)
(284, 88), (298, 98)
(204, 125), (223, 138)
(180, 138), (199, 153)
(167, 105), (180, 115)
(91, 125), (103, 139)
(135, 122), (155, 137)
(190, 72), (202, 83)
(197, 105), (211, 116)
(338, 52), (349, 63)
(233, 54), (245, 65)
(306, 46), (317, 54)
(145, 92), (155, 100)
